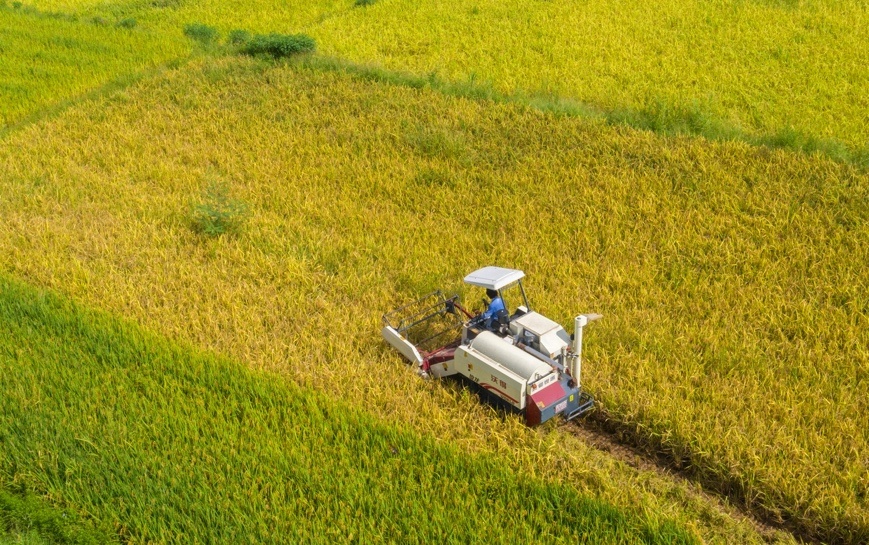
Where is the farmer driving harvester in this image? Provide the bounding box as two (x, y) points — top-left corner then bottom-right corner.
(381, 266), (600, 426)
(481, 288), (506, 331)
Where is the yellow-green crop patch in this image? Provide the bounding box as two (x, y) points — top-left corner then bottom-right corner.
(170, 0), (346, 35)
(0, 5), (188, 130)
(0, 490), (113, 545)
(6, 0), (867, 164)
(0, 530), (49, 545)
(148, 0), (868, 160)
(0, 55), (862, 542)
(311, 0), (869, 155)
(15, 0), (99, 13)
(0, 274), (699, 544)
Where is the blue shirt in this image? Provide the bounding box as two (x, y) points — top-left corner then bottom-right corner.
(482, 297), (506, 328)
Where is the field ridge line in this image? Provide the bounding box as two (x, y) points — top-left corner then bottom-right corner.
(289, 54), (868, 171)
(0, 54), (196, 141)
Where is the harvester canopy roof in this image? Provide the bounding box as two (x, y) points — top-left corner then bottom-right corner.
(463, 267), (525, 290)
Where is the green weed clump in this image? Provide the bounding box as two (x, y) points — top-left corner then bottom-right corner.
(0, 491), (113, 545)
(190, 180), (249, 237)
(227, 28), (250, 45)
(0, 275), (697, 544)
(183, 22), (218, 44)
(241, 33), (315, 58)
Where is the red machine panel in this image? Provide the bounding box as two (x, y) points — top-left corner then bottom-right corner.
(525, 382), (567, 426)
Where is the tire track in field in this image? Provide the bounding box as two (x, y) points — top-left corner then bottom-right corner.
(566, 412), (813, 544)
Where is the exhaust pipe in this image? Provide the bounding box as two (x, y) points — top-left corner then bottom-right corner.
(572, 313), (602, 389)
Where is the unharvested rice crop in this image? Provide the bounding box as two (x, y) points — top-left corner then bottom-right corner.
(167, 0), (345, 39)
(0, 56), (863, 542)
(0, 274), (699, 544)
(15, 0), (108, 13)
(8, 0), (867, 163)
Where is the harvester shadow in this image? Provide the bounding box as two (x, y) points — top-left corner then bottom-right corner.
(440, 374), (523, 423)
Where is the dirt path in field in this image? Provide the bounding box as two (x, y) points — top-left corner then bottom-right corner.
(565, 412), (812, 544)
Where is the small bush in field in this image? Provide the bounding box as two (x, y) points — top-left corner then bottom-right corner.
(241, 33), (315, 58)
(190, 180), (249, 237)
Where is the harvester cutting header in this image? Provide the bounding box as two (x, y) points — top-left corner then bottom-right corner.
(382, 266), (601, 426)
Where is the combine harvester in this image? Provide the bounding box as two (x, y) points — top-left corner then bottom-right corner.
(383, 266), (600, 426)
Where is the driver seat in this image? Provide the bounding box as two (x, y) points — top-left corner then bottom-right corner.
(494, 308), (510, 335)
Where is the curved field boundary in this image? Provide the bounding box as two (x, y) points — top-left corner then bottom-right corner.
(4, 0), (868, 170)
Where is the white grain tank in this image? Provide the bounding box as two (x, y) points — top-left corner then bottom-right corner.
(454, 331), (554, 410)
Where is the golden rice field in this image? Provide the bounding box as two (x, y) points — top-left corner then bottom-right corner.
(0, 57), (778, 545)
(0, 55), (865, 542)
(2, 0), (867, 541)
(14, 0), (106, 13)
